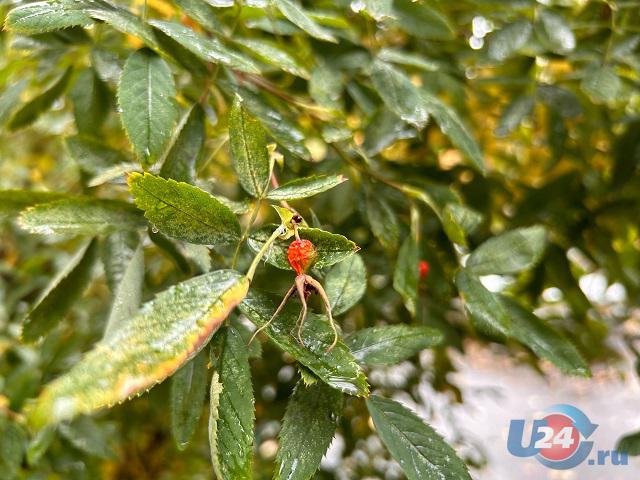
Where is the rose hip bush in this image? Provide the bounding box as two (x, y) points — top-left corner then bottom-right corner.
(0, 0), (639, 478)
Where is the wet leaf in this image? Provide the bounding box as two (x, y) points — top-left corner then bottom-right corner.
(0, 190), (68, 221)
(455, 269), (510, 338)
(229, 95), (271, 197)
(487, 20), (532, 61)
(366, 395), (471, 480)
(274, 0), (337, 43)
(391, 0), (453, 40)
(22, 239), (98, 342)
(118, 49), (177, 167)
(27, 270), (249, 428)
(467, 225), (546, 276)
(325, 254), (367, 316)
(160, 104), (205, 184)
(275, 381), (343, 480)
(247, 226), (359, 271)
(5, 1), (91, 34)
(209, 326), (254, 480)
(366, 194), (400, 251)
(239, 289), (369, 397)
(69, 68), (111, 135)
(171, 350), (208, 450)
(129, 172), (240, 245)
(18, 198), (145, 236)
(347, 325), (443, 366)
(393, 236), (420, 315)
(266, 175), (347, 201)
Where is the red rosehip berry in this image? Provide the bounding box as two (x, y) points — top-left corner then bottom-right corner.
(288, 239), (317, 275)
(419, 260), (430, 280)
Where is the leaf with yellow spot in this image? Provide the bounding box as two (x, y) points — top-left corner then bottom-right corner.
(27, 270), (249, 429)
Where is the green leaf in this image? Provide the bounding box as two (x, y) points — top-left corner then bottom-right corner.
(21, 239), (98, 342)
(487, 20), (532, 61)
(378, 48), (440, 72)
(58, 417), (117, 459)
(537, 10), (575, 54)
(102, 240), (143, 341)
(101, 230), (140, 292)
(366, 194), (400, 251)
(0, 190), (68, 221)
(366, 395), (471, 480)
(0, 80), (27, 125)
(174, 0), (224, 33)
(236, 37), (309, 78)
(347, 325), (443, 366)
(418, 90), (485, 173)
(370, 59), (429, 129)
(26, 424), (56, 466)
(8, 67), (73, 131)
(393, 236), (420, 315)
(391, 0), (454, 40)
(581, 66), (621, 104)
(275, 381), (343, 480)
(247, 226), (359, 271)
(69, 68), (110, 135)
(5, 1), (91, 34)
(66, 135), (129, 176)
(171, 350), (208, 450)
(0, 416), (27, 475)
(325, 254), (367, 316)
(27, 270), (249, 428)
(309, 63), (343, 110)
(500, 296), (590, 376)
(455, 269), (510, 338)
(273, 0), (337, 43)
(495, 95), (534, 137)
(467, 225), (546, 276)
(617, 431), (640, 456)
(229, 95), (271, 198)
(364, 106), (416, 156)
(442, 203), (483, 247)
(118, 49), (177, 167)
(266, 175), (347, 201)
(148, 20), (261, 73)
(129, 172), (240, 245)
(239, 289), (369, 397)
(209, 326), (254, 480)
(160, 104), (205, 184)
(18, 198), (145, 236)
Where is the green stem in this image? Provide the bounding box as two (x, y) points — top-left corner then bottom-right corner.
(232, 200), (262, 269)
(246, 226), (281, 282)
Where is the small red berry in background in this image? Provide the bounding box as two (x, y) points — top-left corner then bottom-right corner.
(419, 260), (430, 280)
(287, 239), (317, 275)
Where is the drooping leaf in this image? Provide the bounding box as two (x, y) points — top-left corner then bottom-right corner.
(393, 236), (420, 315)
(391, 0), (454, 41)
(148, 20), (261, 73)
(239, 289), (369, 397)
(581, 66), (621, 104)
(441, 203), (483, 247)
(500, 296), (589, 376)
(5, 1), (91, 34)
(347, 325), (443, 366)
(21, 239), (98, 342)
(102, 240), (143, 341)
(494, 95), (534, 137)
(171, 350), (208, 450)
(129, 172), (240, 245)
(118, 49), (177, 167)
(487, 20), (532, 61)
(266, 175), (347, 201)
(275, 381), (343, 480)
(325, 254), (367, 316)
(229, 95), (271, 198)
(160, 104), (205, 184)
(455, 269), (510, 338)
(0, 190), (68, 221)
(236, 37), (309, 78)
(247, 226), (359, 271)
(209, 326), (255, 480)
(273, 0), (337, 43)
(8, 67), (73, 131)
(18, 198), (145, 236)
(366, 194), (399, 251)
(466, 225), (546, 276)
(370, 59), (429, 129)
(366, 395), (471, 480)
(69, 68), (111, 135)
(27, 270), (249, 428)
